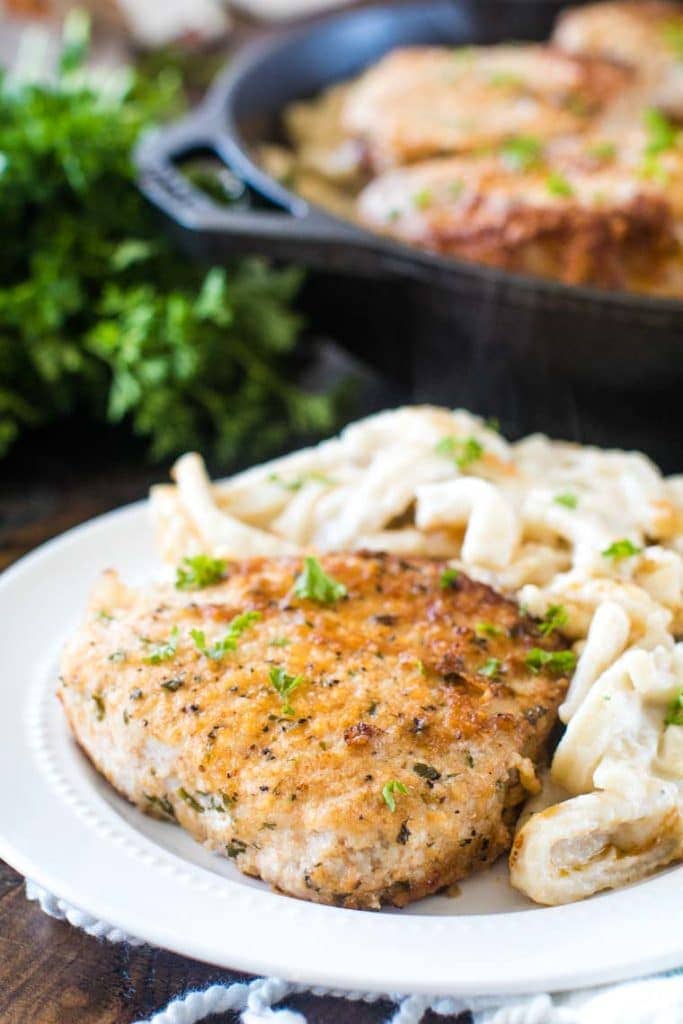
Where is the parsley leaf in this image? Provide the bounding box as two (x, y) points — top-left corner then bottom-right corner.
(546, 171), (574, 198)
(663, 19), (683, 60)
(644, 107), (678, 156)
(475, 621), (503, 638)
(293, 557), (347, 604)
(191, 611), (261, 660)
(525, 648), (576, 676)
(479, 657), (502, 679)
(539, 604), (568, 637)
(270, 636), (291, 647)
(602, 539), (643, 561)
(0, 16), (339, 465)
(382, 779), (408, 812)
(175, 555), (227, 591)
(435, 435), (484, 470)
(665, 689), (683, 727)
(267, 471), (335, 491)
(145, 626), (179, 665)
(413, 762), (441, 781)
(500, 136), (543, 172)
(413, 189), (433, 209)
(554, 492), (578, 509)
(269, 666), (304, 716)
(440, 567), (460, 589)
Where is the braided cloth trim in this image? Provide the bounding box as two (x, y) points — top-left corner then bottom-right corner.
(25, 880), (683, 1024)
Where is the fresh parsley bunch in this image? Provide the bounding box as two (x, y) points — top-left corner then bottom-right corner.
(0, 13), (336, 463)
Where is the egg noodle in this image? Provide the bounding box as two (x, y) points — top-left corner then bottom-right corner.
(150, 406), (683, 904)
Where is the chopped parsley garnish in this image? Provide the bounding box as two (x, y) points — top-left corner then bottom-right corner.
(664, 689), (683, 727)
(108, 649), (126, 663)
(144, 794), (176, 821)
(465, 750), (475, 768)
(97, 610), (113, 622)
(435, 435), (484, 470)
(539, 604), (568, 637)
(500, 135), (542, 172)
(145, 626), (179, 665)
(485, 416), (501, 433)
(644, 107), (678, 156)
(92, 692), (105, 720)
(161, 677), (184, 692)
(268, 471), (336, 491)
(413, 762), (441, 781)
(226, 838), (247, 858)
(269, 667), (304, 716)
(475, 621), (503, 638)
(489, 71), (524, 88)
(270, 636), (291, 647)
(177, 787), (203, 813)
(663, 19), (683, 60)
(554, 492), (578, 509)
(479, 657), (502, 679)
(602, 539), (642, 562)
(293, 557), (347, 604)
(440, 567), (460, 589)
(546, 171), (574, 198)
(415, 658), (426, 676)
(382, 779), (408, 812)
(175, 555), (227, 591)
(587, 141), (616, 161)
(191, 611), (261, 661)
(525, 648), (576, 677)
(413, 188), (433, 209)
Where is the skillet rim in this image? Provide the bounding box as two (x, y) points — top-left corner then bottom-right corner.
(201, 0), (683, 316)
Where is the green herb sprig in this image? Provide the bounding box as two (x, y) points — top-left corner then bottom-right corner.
(293, 557), (347, 604)
(602, 539), (643, 562)
(175, 555), (227, 591)
(269, 667), (304, 716)
(191, 611), (261, 660)
(525, 648), (576, 677)
(435, 435), (484, 470)
(382, 779), (408, 812)
(665, 689), (683, 727)
(145, 626), (179, 664)
(538, 604), (568, 637)
(0, 14), (338, 463)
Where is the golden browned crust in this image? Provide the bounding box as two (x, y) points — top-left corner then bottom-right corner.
(357, 151), (681, 290)
(58, 554), (570, 909)
(341, 45), (629, 171)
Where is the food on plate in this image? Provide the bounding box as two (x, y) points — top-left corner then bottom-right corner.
(58, 554), (569, 909)
(59, 406), (683, 906)
(261, 1), (683, 295)
(147, 406), (683, 904)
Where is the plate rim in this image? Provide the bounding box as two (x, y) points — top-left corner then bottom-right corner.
(0, 501), (681, 998)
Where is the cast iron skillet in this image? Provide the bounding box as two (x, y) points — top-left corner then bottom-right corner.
(136, 0), (683, 438)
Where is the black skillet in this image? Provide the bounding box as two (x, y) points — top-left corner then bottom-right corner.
(136, 1), (683, 449)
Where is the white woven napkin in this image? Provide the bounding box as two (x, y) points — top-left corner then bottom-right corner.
(26, 879), (683, 1024)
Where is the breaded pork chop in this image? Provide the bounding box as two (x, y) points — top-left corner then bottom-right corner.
(553, 2), (683, 120)
(357, 146), (681, 291)
(341, 44), (629, 170)
(58, 553), (569, 909)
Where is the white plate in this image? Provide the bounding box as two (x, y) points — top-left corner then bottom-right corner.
(0, 502), (681, 997)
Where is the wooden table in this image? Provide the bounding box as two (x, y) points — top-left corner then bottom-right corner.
(0, 420), (468, 1024)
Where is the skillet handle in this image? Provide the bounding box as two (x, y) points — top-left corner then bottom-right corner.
(135, 112), (385, 272)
